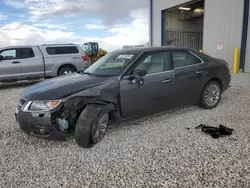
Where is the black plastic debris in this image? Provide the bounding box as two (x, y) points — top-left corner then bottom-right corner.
(196, 124), (234, 139)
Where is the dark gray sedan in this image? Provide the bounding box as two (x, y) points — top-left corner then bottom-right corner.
(15, 47), (231, 148)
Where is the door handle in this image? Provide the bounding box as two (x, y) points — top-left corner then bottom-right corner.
(196, 70), (203, 74)
(162, 79), (171, 83)
(12, 61), (20, 64)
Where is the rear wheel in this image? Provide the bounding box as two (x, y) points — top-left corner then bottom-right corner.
(200, 81), (221, 109)
(74, 104), (109, 148)
(58, 67), (75, 76)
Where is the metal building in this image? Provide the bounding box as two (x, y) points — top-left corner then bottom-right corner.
(149, 0), (250, 72)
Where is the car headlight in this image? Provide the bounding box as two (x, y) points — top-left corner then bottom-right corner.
(24, 100), (61, 111)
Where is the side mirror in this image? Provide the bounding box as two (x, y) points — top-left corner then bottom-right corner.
(0, 55), (3, 61)
(123, 69), (147, 81)
(123, 74), (136, 80)
(133, 69), (147, 77)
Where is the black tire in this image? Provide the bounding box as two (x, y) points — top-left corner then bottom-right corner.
(74, 104), (109, 148)
(58, 67), (75, 76)
(200, 81), (222, 109)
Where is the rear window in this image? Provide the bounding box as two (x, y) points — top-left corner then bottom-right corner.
(46, 46), (79, 55)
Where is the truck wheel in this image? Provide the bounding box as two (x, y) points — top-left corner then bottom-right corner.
(58, 67), (75, 76)
(74, 104), (109, 148)
(200, 81), (222, 109)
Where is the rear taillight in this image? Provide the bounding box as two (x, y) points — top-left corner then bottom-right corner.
(81, 56), (88, 61)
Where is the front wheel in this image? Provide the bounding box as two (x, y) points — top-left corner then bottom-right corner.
(74, 104), (109, 148)
(200, 81), (222, 109)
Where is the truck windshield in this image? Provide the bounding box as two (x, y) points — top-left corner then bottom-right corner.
(84, 51), (139, 76)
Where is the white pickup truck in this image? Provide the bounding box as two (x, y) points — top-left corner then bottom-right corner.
(0, 43), (89, 83)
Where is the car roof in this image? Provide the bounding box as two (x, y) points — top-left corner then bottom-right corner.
(112, 46), (196, 53)
(0, 45), (36, 49)
(0, 43), (80, 49)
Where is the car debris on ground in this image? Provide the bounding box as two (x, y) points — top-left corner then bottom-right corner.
(196, 124), (234, 139)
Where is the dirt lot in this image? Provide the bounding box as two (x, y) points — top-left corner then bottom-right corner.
(0, 76), (250, 187)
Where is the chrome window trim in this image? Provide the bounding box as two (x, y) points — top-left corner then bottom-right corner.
(173, 50), (204, 70)
(125, 50), (204, 78)
(144, 69), (175, 77)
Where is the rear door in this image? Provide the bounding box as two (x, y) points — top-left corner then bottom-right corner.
(0, 48), (22, 82)
(171, 50), (207, 106)
(120, 50), (176, 119)
(18, 47), (44, 79)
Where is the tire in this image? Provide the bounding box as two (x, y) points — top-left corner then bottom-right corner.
(58, 67), (75, 76)
(200, 81), (222, 109)
(74, 104), (109, 148)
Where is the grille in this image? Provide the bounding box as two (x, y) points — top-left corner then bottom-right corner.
(19, 97), (27, 106)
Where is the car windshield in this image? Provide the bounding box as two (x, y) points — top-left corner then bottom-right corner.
(84, 51), (139, 76)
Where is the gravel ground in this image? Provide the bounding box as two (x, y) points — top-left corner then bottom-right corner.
(0, 84), (250, 188)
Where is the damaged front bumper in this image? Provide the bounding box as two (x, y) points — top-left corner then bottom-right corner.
(15, 104), (67, 141)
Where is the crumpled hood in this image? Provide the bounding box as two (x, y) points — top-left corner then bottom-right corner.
(21, 73), (112, 101)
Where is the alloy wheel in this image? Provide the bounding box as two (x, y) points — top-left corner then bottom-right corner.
(204, 84), (220, 106)
(92, 113), (109, 144)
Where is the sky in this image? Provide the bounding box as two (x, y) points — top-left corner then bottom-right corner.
(0, 0), (149, 51)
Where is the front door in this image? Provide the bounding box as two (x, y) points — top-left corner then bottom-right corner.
(120, 51), (176, 119)
(0, 48), (22, 82)
(171, 50), (208, 106)
(18, 47), (44, 79)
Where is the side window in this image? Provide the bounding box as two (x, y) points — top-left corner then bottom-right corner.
(173, 51), (202, 68)
(0, 49), (17, 60)
(19, 48), (35, 59)
(134, 52), (172, 75)
(46, 46), (79, 55)
(144, 56), (151, 63)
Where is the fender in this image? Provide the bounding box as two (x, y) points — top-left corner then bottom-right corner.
(61, 96), (117, 123)
(86, 100), (117, 113)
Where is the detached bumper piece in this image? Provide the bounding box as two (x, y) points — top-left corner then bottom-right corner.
(16, 110), (67, 141)
(196, 124), (234, 139)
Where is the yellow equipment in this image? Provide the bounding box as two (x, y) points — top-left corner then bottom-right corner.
(82, 42), (107, 65)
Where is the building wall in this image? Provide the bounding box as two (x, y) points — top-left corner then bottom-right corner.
(151, 0), (193, 46)
(151, 0), (245, 71)
(203, 0), (244, 70)
(245, 6), (250, 72)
